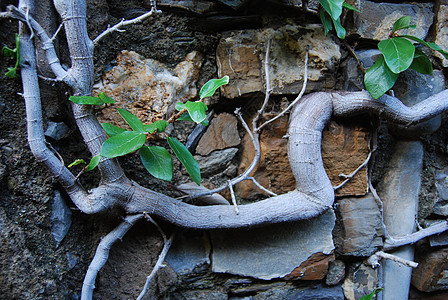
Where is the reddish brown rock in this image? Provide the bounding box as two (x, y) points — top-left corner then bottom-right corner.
(412, 248), (448, 292)
(285, 252), (335, 281)
(195, 113), (240, 156)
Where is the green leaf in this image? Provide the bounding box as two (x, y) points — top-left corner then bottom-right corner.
(401, 35), (448, 59)
(319, 0), (344, 20)
(117, 108), (145, 133)
(332, 16), (346, 39)
(364, 55), (399, 99)
(392, 16), (416, 31)
(85, 155), (101, 171)
(410, 49), (433, 75)
(177, 112), (194, 122)
(2, 46), (16, 58)
(201, 119), (209, 126)
(342, 2), (360, 13)
(143, 120), (170, 133)
(360, 288), (383, 300)
(167, 136), (201, 185)
(175, 102), (186, 111)
(68, 159), (86, 168)
(5, 67), (17, 78)
(102, 123), (127, 137)
(97, 92), (116, 104)
(140, 146), (173, 181)
(319, 10), (334, 36)
(378, 37), (415, 73)
(199, 76), (229, 99)
(100, 131), (146, 158)
(69, 96), (104, 105)
(185, 101), (208, 124)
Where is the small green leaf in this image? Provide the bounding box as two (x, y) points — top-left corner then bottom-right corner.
(102, 123), (127, 137)
(85, 155), (101, 171)
(177, 112), (194, 122)
(175, 102), (186, 111)
(143, 120), (170, 133)
(410, 49), (433, 75)
(342, 2), (360, 13)
(100, 131), (146, 158)
(360, 287), (383, 300)
(378, 37), (415, 73)
(167, 136), (201, 185)
(364, 55), (399, 99)
(185, 101), (208, 124)
(5, 67), (17, 78)
(319, 10), (333, 36)
(2, 46), (16, 58)
(97, 92), (116, 104)
(68, 159), (86, 168)
(319, 0), (344, 20)
(392, 16), (415, 32)
(140, 146), (173, 181)
(332, 16), (346, 39)
(201, 119), (209, 126)
(69, 96), (104, 105)
(117, 108), (145, 133)
(401, 35), (448, 59)
(199, 76), (229, 99)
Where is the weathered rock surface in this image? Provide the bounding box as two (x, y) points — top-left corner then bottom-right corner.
(412, 247), (448, 292)
(50, 191), (72, 248)
(158, 0), (217, 14)
(326, 260), (346, 286)
(194, 148), (238, 176)
(94, 50), (203, 128)
(348, 0), (434, 41)
(45, 121), (71, 141)
(432, 169), (448, 216)
(216, 24), (340, 98)
(342, 263), (378, 300)
(434, 1), (448, 67)
(211, 210), (335, 280)
(287, 284), (344, 300)
(343, 49), (381, 91)
(195, 113), (240, 156)
(337, 194), (384, 256)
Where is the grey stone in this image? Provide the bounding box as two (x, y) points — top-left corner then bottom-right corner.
(66, 252), (79, 269)
(44, 121), (70, 141)
(427, 220), (448, 247)
(158, 0), (216, 13)
(342, 263), (378, 300)
(165, 231), (210, 275)
(50, 191), (72, 247)
(185, 110), (214, 152)
(287, 284), (344, 300)
(348, 0), (434, 41)
(216, 0), (249, 9)
(431, 169), (448, 216)
(343, 49), (381, 91)
(337, 193), (384, 256)
(194, 148), (238, 176)
(211, 210), (335, 280)
(326, 260), (346, 286)
(434, 2), (448, 67)
(169, 289), (227, 300)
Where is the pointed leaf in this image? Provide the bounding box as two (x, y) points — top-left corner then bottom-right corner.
(5, 67), (17, 78)
(360, 288), (383, 300)
(332, 16), (346, 39)
(342, 2), (360, 13)
(364, 55), (399, 99)
(100, 131), (146, 158)
(409, 49), (433, 75)
(140, 146), (173, 181)
(143, 120), (170, 133)
(199, 76), (229, 99)
(401, 35), (448, 59)
(392, 16), (415, 31)
(319, 0), (344, 20)
(102, 123), (127, 137)
(68, 159), (86, 168)
(378, 37), (415, 73)
(69, 96), (104, 105)
(97, 92), (116, 104)
(185, 101), (208, 124)
(167, 136), (201, 185)
(86, 155), (101, 171)
(319, 10), (333, 36)
(117, 108), (145, 133)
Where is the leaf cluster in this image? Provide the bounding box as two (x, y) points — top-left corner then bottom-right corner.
(319, 0), (359, 39)
(2, 34), (20, 78)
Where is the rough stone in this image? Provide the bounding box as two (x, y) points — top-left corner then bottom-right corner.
(44, 121), (71, 141)
(434, 2), (448, 67)
(432, 169), (448, 216)
(427, 220), (448, 247)
(165, 231), (210, 275)
(216, 24), (340, 98)
(342, 263), (378, 300)
(194, 148), (238, 177)
(94, 50), (203, 128)
(347, 0), (434, 41)
(337, 193), (384, 256)
(50, 190), (72, 248)
(287, 284), (345, 300)
(412, 248), (448, 292)
(285, 252), (335, 280)
(158, 0), (217, 14)
(343, 49), (381, 91)
(322, 120), (370, 197)
(211, 210), (335, 280)
(326, 260), (346, 286)
(196, 113), (240, 156)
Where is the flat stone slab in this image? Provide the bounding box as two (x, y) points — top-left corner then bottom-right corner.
(211, 210), (335, 280)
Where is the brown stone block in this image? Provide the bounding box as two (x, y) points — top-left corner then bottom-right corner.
(285, 252), (335, 281)
(412, 248), (448, 292)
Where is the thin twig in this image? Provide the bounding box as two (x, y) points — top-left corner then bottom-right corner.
(93, 5), (161, 45)
(343, 41), (366, 75)
(367, 251), (418, 268)
(333, 150), (372, 190)
(228, 180), (239, 214)
(252, 39), (272, 128)
(257, 51), (309, 132)
(248, 177), (278, 196)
